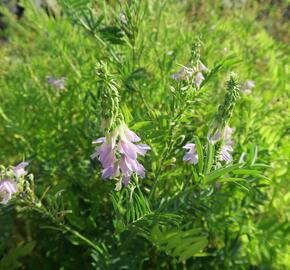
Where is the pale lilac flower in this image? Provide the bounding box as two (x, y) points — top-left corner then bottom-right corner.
(13, 162), (29, 178)
(219, 144), (233, 162)
(194, 61), (208, 89)
(209, 125), (234, 162)
(171, 61), (208, 89)
(91, 134), (119, 179)
(119, 12), (128, 24)
(198, 61), (209, 72)
(242, 80), (255, 94)
(46, 76), (66, 90)
(118, 123), (150, 186)
(210, 125), (233, 143)
(0, 179), (18, 204)
(183, 143), (198, 164)
(224, 126), (234, 142)
(195, 72), (205, 89)
(218, 125), (234, 162)
(91, 122), (150, 187)
(171, 66), (195, 81)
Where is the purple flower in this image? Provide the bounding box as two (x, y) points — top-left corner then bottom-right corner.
(218, 125), (234, 162)
(46, 76), (66, 90)
(171, 66), (195, 81)
(209, 125), (234, 162)
(198, 61), (209, 72)
(183, 143), (198, 164)
(210, 125), (233, 143)
(242, 80), (255, 94)
(13, 162), (29, 178)
(219, 144), (233, 162)
(194, 72), (205, 89)
(224, 126), (233, 142)
(91, 122), (150, 188)
(0, 179), (18, 204)
(171, 61), (208, 89)
(91, 134), (119, 179)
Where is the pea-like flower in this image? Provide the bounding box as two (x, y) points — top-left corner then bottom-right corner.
(91, 122), (150, 188)
(13, 162), (29, 178)
(242, 80), (255, 94)
(171, 66), (196, 81)
(0, 179), (18, 204)
(171, 61), (208, 89)
(119, 12), (128, 24)
(194, 72), (205, 89)
(218, 126), (234, 162)
(209, 125), (234, 162)
(46, 76), (66, 90)
(183, 143), (199, 164)
(219, 144), (233, 162)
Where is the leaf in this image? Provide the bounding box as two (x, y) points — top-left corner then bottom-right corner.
(194, 136), (204, 174)
(205, 163), (242, 182)
(178, 237), (208, 261)
(201, 64), (222, 86)
(130, 121), (153, 131)
(204, 140), (215, 174)
(121, 104), (133, 123)
(248, 144), (258, 165)
(151, 226), (208, 262)
(0, 242), (36, 270)
(219, 177), (247, 182)
(232, 169), (270, 181)
(99, 26), (124, 44)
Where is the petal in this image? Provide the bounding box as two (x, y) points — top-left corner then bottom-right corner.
(136, 162), (145, 178)
(102, 166), (118, 179)
(118, 140), (137, 160)
(122, 176), (131, 187)
(120, 157), (132, 176)
(195, 72), (204, 88)
(136, 144), (151, 156)
(92, 137), (106, 144)
(14, 162), (29, 169)
(183, 143), (196, 150)
(189, 154), (199, 165)
(0, 179), (18, 204)
(123, 125), (141, 142)
(219, 145), (233, 161)
(198, 61), (208, 72)
(183, 153), (193, 161)
(209, 131), (222, 142)
(224, 126), (233, 140)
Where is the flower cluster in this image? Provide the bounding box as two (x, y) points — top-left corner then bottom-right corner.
(210, 125), (234, 162)
(171, 61), (208, 89)
(0, 162), (28, 204)
(91, 122), (150, 188)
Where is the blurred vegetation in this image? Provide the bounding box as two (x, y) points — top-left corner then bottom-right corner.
(0, 0), (289, 269)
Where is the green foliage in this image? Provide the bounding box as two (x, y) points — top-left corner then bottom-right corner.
(0, 242), (36, 270)
(0, 0), (289, 269)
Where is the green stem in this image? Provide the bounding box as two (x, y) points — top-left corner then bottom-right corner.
(27, 199), (103, 254)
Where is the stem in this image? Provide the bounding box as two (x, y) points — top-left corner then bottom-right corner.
(149, 95), (189, 201)
(61, 224), (103, 253)
(27, 199), (103, 254)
